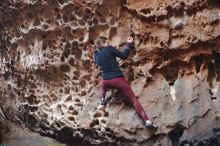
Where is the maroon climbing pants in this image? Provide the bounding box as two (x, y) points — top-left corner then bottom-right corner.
(100, 77), (149, 121)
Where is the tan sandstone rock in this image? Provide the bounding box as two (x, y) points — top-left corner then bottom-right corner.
(0, 0), (220, 145)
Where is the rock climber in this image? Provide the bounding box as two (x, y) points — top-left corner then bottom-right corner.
(92, 35), (158, 129)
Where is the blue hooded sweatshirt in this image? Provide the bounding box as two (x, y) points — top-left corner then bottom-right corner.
(94, 43), (133, 80)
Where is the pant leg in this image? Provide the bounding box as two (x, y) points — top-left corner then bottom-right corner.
(100, 79), (108, 99)
(110, 77), (149, 121)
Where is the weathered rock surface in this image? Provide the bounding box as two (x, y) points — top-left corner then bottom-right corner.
(0, 119), (64, 146)
(0, 0), (220, 145)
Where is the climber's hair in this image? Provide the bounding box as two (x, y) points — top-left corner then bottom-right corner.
(87, 36), (107, 64)
(95, 36), (107, 50)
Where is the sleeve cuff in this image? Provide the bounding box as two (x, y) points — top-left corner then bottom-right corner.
(124, 43), (134, 50)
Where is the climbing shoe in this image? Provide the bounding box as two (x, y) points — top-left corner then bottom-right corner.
(100, 98), (107, 106)
(145, 120), (158, 129)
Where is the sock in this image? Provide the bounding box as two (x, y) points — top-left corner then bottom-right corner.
(145, 120), (152, 124)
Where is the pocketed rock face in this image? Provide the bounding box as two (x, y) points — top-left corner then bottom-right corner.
(0, 0), (220, 145)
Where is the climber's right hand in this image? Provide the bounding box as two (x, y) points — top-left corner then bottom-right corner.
(127, 36), (134, 43)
